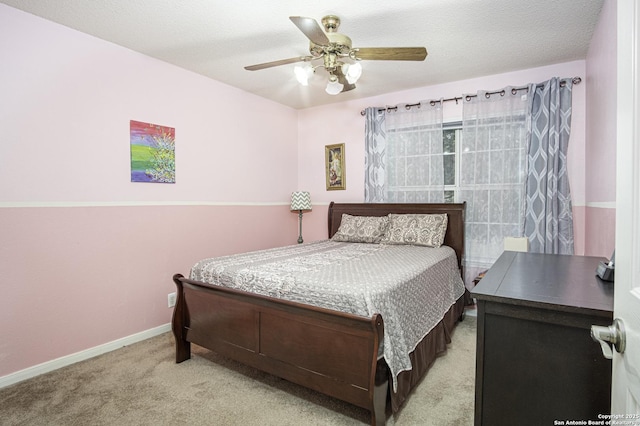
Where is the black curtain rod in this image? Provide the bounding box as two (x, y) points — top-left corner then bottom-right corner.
(360, 76), (582, 116)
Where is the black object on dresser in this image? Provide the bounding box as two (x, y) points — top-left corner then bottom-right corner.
(471, 251), (614, 426)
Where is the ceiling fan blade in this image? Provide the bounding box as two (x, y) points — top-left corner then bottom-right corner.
(244, 57), (307, 71)
(354, 47), (428, 61)
(290, 16), (330, 46)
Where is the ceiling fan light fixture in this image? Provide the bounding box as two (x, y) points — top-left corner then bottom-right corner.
(342, 62), (362, 84)
(294, 64), (313, 86)
(245, 16), (427, 97)
(325, 74), (344, 95)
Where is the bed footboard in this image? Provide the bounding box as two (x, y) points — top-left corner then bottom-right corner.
(172, 273), (387, 426)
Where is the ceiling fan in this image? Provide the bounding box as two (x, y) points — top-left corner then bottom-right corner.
(244, 15), (428, 95)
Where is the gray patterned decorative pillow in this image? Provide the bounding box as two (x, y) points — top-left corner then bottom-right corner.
(380, 213), (448, 247)
(331, 214), (390, 243)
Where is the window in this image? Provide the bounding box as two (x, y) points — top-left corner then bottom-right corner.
(385, 120), (445, 203)
(443, 122), (461, 203)
(383, 121), (461, 204)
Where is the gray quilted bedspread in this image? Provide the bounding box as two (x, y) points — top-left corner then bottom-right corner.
(190, 240), (465, 389)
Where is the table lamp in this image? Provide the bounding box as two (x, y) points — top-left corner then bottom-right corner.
(290, 191), (312, 243)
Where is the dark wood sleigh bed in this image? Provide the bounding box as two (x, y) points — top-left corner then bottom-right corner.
(172, 202), (468, 425)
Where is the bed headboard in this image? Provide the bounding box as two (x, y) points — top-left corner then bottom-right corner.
(327, 202), (466, 274)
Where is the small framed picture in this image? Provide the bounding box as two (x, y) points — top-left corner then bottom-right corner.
(325, 143), (346, 190)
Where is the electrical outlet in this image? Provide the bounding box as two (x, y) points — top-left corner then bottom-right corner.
(168, 292), (177, 308)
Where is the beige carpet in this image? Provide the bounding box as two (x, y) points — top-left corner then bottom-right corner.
(0, 316), (476, 426)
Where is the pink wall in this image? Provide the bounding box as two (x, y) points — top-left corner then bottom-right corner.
(1, 6), (298, 204)
(584, 0), (617, 257)
(0, 205), (296, 375)
(0, 5), (300, 378)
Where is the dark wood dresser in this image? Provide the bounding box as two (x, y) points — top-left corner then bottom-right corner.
(471, 251), (614, 426)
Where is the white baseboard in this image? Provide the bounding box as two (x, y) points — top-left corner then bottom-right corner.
(0, 323), (171, 389)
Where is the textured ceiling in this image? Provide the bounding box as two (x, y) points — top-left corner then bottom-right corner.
(1, 0), (604, 109)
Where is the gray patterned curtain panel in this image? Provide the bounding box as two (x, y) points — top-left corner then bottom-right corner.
(364, 107), (387, 202)
(524, 77), (575, 255)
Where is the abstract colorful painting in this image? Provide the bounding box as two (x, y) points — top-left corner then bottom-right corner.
(130, 120), (175, 183)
